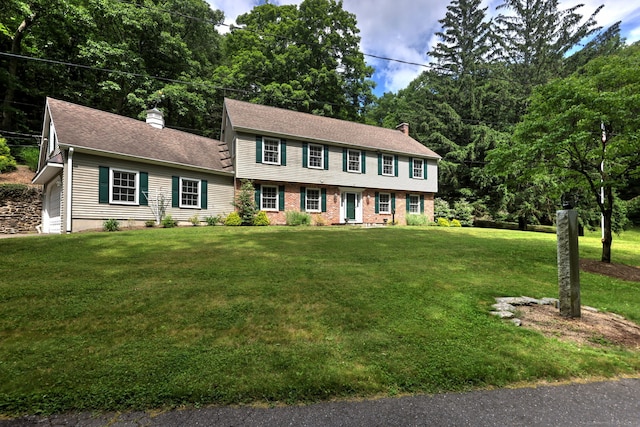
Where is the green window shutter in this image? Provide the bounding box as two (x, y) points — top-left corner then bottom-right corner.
(406, 194), (410, 213)
(342, 148), (347, 172)
(391, 193), (396, 211)
(279, 185), (285, 211)
(377, 153), (382, 175)
(423, 160), (427, 179)
(256, 136), (263, 163)
(300, 187), (306, 211)
(98, 166), (109, 204)
(409, 157), (413, 178)
(321, 189), (327, 212)
(420, 195), (424, 213)
(172, 176), (179, 208)
(201, 180), (208, 209)
(255, 184), (261, 209)
(375, 192), (379, 214)
(302, 143), (308, 168)
(139, 172), (148, 206)
(280, 140), (287, 166)
(361, 151), (366, 174)
(394, 155), (399, 177)
(324, 145), (329, 170)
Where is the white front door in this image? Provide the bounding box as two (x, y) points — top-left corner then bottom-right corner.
(45, 182), (62, 234)
(340, 191), (362, 223)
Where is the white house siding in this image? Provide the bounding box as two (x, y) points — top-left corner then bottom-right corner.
(69, 152), (234, 231)
(233, 132), (438, 193)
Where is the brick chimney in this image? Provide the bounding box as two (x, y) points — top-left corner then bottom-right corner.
(396, 122), (409, 136)
(146, 107), (164, 129)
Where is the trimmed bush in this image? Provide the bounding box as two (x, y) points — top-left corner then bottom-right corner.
(253, 211), (270, 226)
(451, 219), (462, 227)
(437, 217), (451, 227)
(286, 211), (311, 226)
(224, 212), (242, 226)
(103, 219), (120, 232)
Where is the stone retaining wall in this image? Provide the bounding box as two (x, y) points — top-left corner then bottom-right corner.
(0, 185), (43, 234)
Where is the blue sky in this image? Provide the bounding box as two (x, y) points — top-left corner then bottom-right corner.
(207, 0), (640, 96)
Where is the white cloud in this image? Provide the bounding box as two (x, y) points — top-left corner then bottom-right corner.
(206, 0), (640, 94)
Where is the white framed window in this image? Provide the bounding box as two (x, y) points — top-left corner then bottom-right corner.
(382, 154), (394, 176)
(308, 144), (324, 169)
(412, 159), (424, 179)
(409, 195), (420, 214)
(48, 121), (57, 154)
(306, 188), (321, 212)
(261, 185), (278, 211)
(180, 178), (200, 208)
(110, 169), (138, 205)
(347, 149), (361, 173)
(379, 193), (391, 214)
(263, 138), (281, 164)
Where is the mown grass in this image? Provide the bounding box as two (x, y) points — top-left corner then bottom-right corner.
(0, 226), (639, 415)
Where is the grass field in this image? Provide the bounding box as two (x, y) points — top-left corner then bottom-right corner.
(1, 226), (639, 415)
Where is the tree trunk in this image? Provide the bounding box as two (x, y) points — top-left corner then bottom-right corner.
(601, 186), (614, 263)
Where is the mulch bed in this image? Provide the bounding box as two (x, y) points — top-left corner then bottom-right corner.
(581, 259), (640, 283)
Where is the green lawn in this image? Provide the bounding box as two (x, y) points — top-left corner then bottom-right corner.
(1, 226), (639, 415)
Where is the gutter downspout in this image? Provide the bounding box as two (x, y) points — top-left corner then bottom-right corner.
(66, 147), (74, 233)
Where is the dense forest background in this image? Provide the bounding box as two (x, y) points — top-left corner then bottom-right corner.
(1, 0), (639, 237)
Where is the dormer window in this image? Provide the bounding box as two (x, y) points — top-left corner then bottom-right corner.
(48, 121), (57, 155)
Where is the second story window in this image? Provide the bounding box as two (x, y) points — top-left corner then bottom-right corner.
(411, 158), (424, 179)
(383, 154), (394, 176)
(348, 149), (361, 173)
(308, 144), (323, 169)
(263, 138), (280, 164)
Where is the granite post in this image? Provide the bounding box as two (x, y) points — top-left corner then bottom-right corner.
(556, 209), (581, 318)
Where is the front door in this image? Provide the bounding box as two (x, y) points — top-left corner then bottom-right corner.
(346, 193), (356, 221)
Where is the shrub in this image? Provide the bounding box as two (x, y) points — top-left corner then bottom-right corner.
(253, 211), (270, 226)
(144, 220), (156, 227)
(161, 215), (177, 228)
(286, 211), (311, 226)
(233, 179), (257, 225)
(103, 219), (120, 232)
(627, 196), (640, 226)
(0, 137), (17, 173)
(16, 147), (39, 171)
(434, 198), (452, 220)
(451, 219), (462, 227)
(406, 214), (429, 226)
(205, 215), (223, 226)
(437, 217), (451, 227)
(314, 214), (326, 226)
(452, 199), (474, 226)
(224, 212), (242, 226)
(189, 214), (200, 226)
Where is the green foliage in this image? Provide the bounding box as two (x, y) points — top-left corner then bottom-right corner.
(161, 215), (177, 228)
(437, 217), (451, 227)
(452, 199), (474, 226)
(189, 214), (200, 226)
(0, 138), (17, 173)
(434, 198), (452, 220)
(0, 184), (39, 198)
(102, 219), (120, 232)
(451, 219), (462, 227)
(224, 212), (242, 226)
(15, 147), (39, 171)
(144, 220), (156, 227)
(627, 197), (640, 226)
(285, 211), (311, 226)
(205, 215), (223, 226)
(406, 214), (429, 226)
(233, 179), (257, 225)
(253, 210), (270, 226)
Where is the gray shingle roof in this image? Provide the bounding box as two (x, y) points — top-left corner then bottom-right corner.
(47, 98), (233, 173)
(224, 98), (441, 159)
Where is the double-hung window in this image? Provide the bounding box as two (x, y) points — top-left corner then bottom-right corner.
(379, 193), (391, 214)
(261, 185), (278, 211)
(263, 138), (281, 164)
(347, 149), (361, 173)
(409, 195), (420, 214)
(412, 159), (424, 179)
(180, 178), (200, 208)
(308, 144), (324, 169)
(382, 154), (394, 176)
(111, 169), (138, 205)
(306, 188), (321, 212)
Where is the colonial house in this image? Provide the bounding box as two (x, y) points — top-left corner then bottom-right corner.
(221, 98), (440, 225)
(33, 97), (440, 233)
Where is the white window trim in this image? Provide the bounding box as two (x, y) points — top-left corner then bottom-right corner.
(110, 168), (139, 205)
(305, 188), (321, 212)
(382, 154), (394, 176)
(347, 149), (361, 173)
(409, 194), (421, 214)
(261, 185), (279, 211)
(412, 159), (424, 180)
(308, 143), (324, 169)
(262, 137), (281, 165)
(48, 121), (56, 155)
(379, 192), (391, 214)
(179, 177), (201, 209)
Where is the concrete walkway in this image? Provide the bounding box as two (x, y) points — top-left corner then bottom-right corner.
(2, 378), (639, 426)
